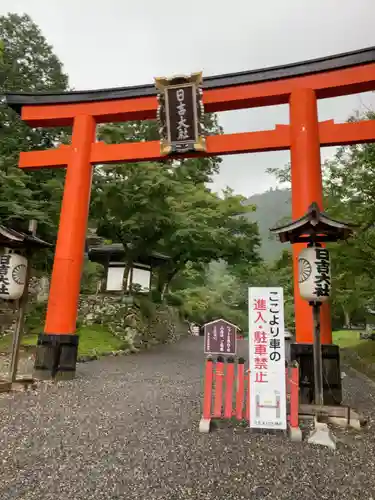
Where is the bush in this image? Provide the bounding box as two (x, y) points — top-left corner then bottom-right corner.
(150, 289), (163, 304)
(25, 302), (47, 334)
(165, 292), (184, 307)
(137, 296), (157, 321)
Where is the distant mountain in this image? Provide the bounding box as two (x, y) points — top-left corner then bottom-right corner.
(244, 188), (292, 261)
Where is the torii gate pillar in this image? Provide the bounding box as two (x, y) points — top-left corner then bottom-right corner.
(290, 88), (332, 344)
(34, 115), (96, 380)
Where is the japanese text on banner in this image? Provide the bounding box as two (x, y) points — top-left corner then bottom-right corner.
(248, 287), (286, 430)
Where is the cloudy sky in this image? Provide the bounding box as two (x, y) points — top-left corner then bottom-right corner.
(2, 0), (375, 197)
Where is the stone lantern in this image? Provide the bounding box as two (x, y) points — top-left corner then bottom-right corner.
(0, 222), (52, 384)
(270, 203), (355, 406)
(87, 243), (170, 296)
(271, 203), (356, 448)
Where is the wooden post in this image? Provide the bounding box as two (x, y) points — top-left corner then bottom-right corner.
(235, 358), (245, 420)
(202, 358), (214, 420)
(224, 358), (235, 418)
(213, 357), (225, 418)
(289, 362), (300, 429)
(8, 220), (36, 383)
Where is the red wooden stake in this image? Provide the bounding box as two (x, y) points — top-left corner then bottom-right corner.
(235, 358), (245, 420)
(224, 358), (235, 419)
(290, 363), (300, 428)
(213, 357), (225, 418)
(245, 371), (251, 421)
(285, 366), (289, 422)
(202, 358), (214, 420)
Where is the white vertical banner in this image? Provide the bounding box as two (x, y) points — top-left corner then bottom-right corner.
(248, 287), (287, 430)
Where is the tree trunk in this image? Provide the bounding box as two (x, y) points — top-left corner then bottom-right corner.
(160, 283), (168, 301)
(122, 264), (132, 293)
(342, 307), (351, 329)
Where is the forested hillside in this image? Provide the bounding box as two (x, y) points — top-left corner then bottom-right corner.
(244, 188), (291, 261)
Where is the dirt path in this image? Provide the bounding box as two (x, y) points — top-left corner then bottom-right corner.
(0, 338), (374, 500)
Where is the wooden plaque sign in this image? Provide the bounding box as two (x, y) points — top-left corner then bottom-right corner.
(204, 319), (238, 356)
(154, 72), (206, 155)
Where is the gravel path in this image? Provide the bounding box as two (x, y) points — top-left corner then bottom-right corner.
(0, 353), (34, 380)
(0, 337), (374, 500)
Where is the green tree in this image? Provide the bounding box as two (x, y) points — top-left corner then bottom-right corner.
(173, 261), (248, 329)
(323, 113), (375, 325)
(267, 111), (375, 327)
(154, 186), (261, 294)
(229, 249), (295, 330)
(0, 13), (69, 269)
(91, 120), (261, 296)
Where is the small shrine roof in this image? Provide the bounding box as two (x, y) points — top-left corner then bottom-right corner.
(270, 203), (356, 244)
(203, 318), (241, 331)
(0, 225), (52, 249)
(87, 243), (170, 266)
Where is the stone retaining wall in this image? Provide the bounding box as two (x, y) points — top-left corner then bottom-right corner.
(0, 276), (49, 335)
(78, 294), (188, 350)
(1, 284), (188, 352)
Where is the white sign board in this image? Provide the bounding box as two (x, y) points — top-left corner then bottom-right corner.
(248, 287), (287, 430)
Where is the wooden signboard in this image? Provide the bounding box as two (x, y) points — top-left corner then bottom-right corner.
(204, 318), (238, 356)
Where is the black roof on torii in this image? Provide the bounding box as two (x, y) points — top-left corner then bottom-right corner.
(4, 46), (375, 114)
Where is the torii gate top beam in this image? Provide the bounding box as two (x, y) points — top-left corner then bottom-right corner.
(5, 46), (375, 127)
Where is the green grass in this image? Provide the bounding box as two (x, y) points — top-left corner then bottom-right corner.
(0, 334), (15, 352)
(77, 325), (127, 357)
(0, 324), (128, 358)
(333, 329), (375, 380)
(333, 330), (362, 348)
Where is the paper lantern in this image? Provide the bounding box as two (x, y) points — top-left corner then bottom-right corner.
(0, 252), (28, 300)
(298, 246), (331, 302)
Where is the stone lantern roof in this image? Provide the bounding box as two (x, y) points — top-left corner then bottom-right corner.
(270, 202), (356, 244)
(0, 225), (52, 250)
(87, 243), (170, 268)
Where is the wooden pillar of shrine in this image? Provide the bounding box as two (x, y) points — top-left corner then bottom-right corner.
(34, 114), (96, 380)
(289, 88), (332, 344)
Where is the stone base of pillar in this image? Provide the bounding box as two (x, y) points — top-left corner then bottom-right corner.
(290, 343), (342, 405)
(308, 419), (337, 449)
(33, 334), (79, 381)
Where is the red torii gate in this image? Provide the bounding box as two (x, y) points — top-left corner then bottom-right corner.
(6, 46), (375, 379)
